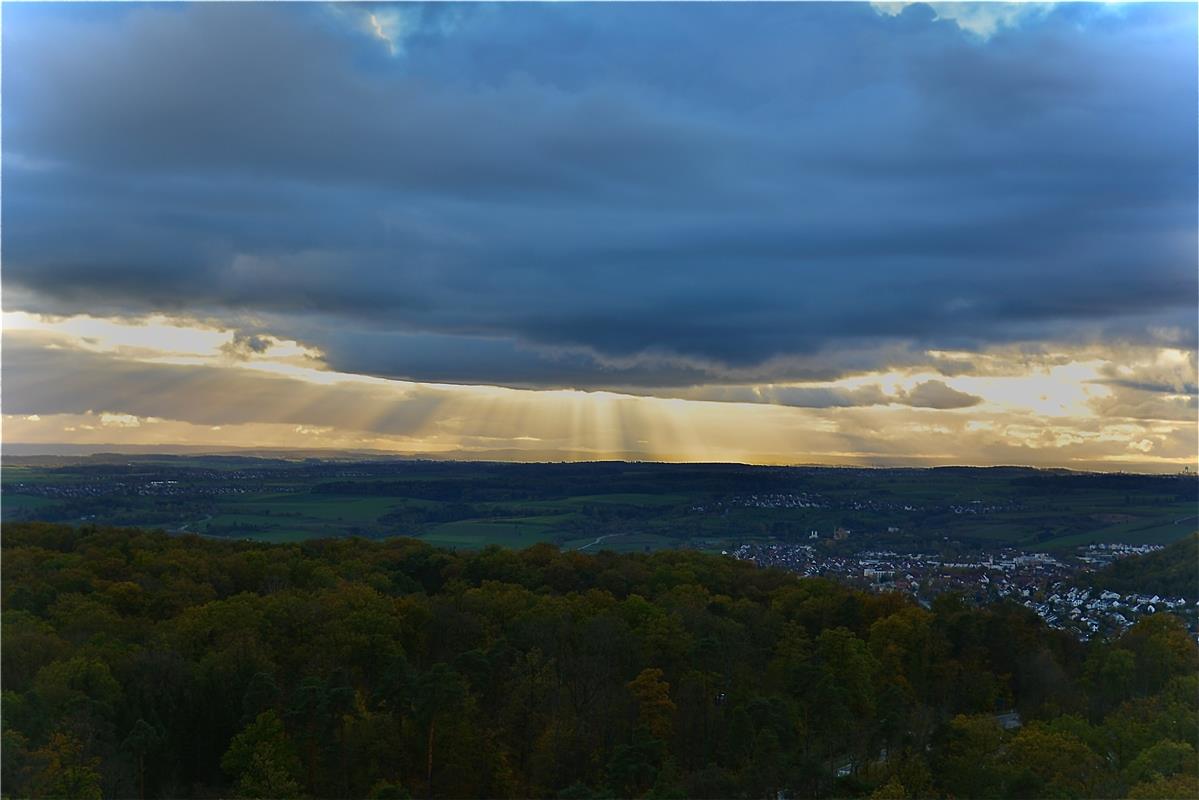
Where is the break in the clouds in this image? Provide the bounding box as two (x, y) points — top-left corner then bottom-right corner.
(4, 2), (1196, 390)
(3, 320), (1196, 470)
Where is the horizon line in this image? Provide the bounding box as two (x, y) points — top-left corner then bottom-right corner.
(3, 442), (1195, 477)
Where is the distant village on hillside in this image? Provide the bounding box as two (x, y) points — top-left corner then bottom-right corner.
(729, 539), (1194, 641)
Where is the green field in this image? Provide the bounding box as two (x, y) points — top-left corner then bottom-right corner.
(415, 519), (560, 549)
(560, 493), (686, 507)
(1038, 513), (1199, 550)
(1, 494), (56, 513)
(2, 457), (1194, 554)
(562, 532), (682, 552)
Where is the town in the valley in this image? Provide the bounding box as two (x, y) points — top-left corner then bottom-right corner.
(729, 538), (1194, 641)
(5, 458), (1195, 645)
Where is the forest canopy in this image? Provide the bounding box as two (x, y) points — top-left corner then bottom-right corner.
(2, 522), (1196, 799)
(1090, 533), (1199, 600)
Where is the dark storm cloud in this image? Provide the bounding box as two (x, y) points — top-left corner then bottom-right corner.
(3, 2), (1196, 389)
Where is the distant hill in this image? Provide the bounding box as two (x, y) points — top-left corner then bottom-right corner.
(1091, 533), (1199, 599)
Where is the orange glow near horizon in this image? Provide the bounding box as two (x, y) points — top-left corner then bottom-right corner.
(2, 312), (1196, 472)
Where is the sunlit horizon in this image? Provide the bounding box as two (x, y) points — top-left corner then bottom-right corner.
(4, 311), (1194, 473)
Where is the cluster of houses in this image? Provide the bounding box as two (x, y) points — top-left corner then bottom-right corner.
(728, 541), (1194, 641)
(948, 500), (1024, 514)
(1076, 542), (1163, 567)
(1011, 582), (1192, 640)
(5, 480), (256, 498)
(703, 493), (1024, 516)
(695, 492), (829, 511)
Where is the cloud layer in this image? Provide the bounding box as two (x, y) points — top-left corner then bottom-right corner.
(3, 2), (1195, 391)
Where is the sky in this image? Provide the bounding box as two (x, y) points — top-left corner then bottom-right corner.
(2, 1), (1196, 470)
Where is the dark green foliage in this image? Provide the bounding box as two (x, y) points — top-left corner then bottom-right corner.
(1091, 533), (1199, 599)
(1, 522), (1196, 799)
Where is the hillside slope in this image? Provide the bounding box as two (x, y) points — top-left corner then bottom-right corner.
(1091, 533), (1199, 600)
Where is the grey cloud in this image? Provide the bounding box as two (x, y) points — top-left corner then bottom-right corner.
(1092, 353), (1198, 396)
(220, 331), (274, 360)
(2, 3), (1195, 390)
(896, 380), (983, 410)
(1087, 356), (1199, 422)
(1, 332), (448, 435)
(654, 384), (891, 408)
(1100, 379), (1199, 397)
(626, 379), (981, 410)
(1089, 387), (1198, 422)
